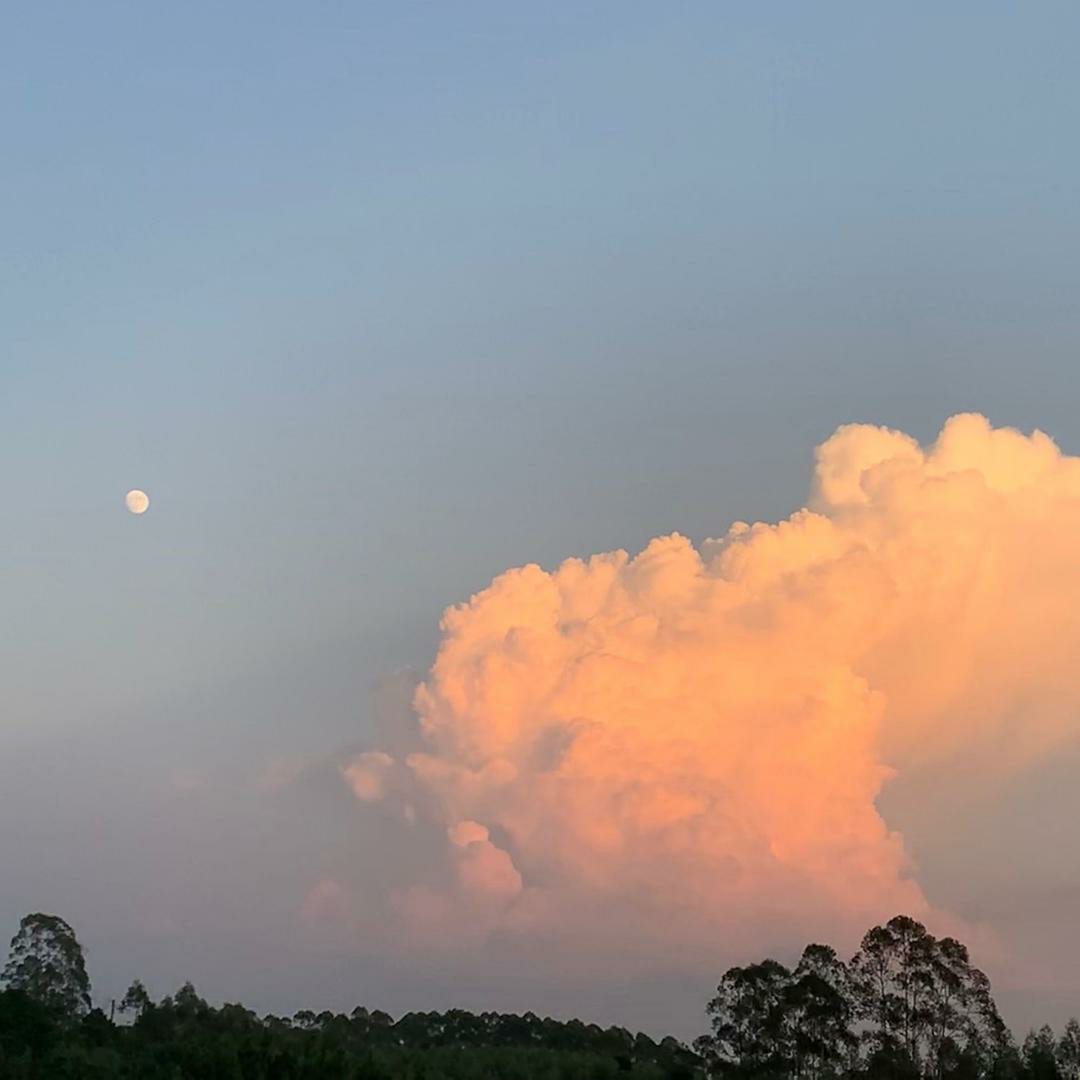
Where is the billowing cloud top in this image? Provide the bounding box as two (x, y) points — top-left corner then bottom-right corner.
(342, 414), (1080, 972)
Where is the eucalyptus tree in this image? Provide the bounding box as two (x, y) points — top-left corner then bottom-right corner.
(848, 915), (1009, 1079)
(118, 978), (151, 1020)
(696, 959), (796, 1077)
(922, 934), (1008, 1079)
(788, 944), (857, 1079)
(1023, 1025), (1063, 1080)
(1057, 1019), (1080, 1080)
(848, 914), (935, 1068)
(1, 913), (91, 1017)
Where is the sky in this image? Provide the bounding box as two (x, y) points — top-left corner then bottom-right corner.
(4, 0), (1080, 1039)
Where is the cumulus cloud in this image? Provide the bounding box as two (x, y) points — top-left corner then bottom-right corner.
(343, 751), (395, 802)
(341, 414), (1080, 973)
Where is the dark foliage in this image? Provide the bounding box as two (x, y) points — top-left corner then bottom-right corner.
(0, 978), (702, 1079)
(2, 913), (92, 1017)
(696, 915), (1072, 1080)
(0, 911), (1074, 1080)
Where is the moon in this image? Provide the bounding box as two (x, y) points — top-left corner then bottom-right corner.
(125, 489), (150, 515)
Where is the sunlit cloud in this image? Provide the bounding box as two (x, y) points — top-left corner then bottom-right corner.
(342, 414), (1080, 972)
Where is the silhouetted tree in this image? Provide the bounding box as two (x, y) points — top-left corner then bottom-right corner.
(1, 912), (91, 1017)
(119, 978), (152, 1019)
(844, 915), (1006, 1079)
(788, 944), (857, 1079)
(848, 915), (933, 1069)
(173, 980), (207, 1018)
(698, 915), (1021, 1080)
(1057, 1020), (1080, 1080)
(922, 935), (1007, 1080)
(697, 959), (794, 1077)
(0, 907), (1059, 1080)
(1024, 1026), (1063, 1080)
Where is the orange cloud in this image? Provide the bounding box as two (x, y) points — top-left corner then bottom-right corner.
(344, 415), (1080, 968)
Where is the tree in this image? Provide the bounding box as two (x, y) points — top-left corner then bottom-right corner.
(173, 980), (206, 1017)
(847, 915), (1009, 1080)
(1058, 1020), (1080, 1080)
(922, 935), (1006, 1079)
(698, 916), (1017, 1079)
(1, 913), (91, 1017)
(787, 944), (857, 1079)
(696, 959), (793, 1077)
(118, 979), (151, 1020)
(1024, 1026), (1063, 1080)
(849, 914), (936, 1070)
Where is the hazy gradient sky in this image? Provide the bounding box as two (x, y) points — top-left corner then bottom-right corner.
(5, 0), (1080, 1038)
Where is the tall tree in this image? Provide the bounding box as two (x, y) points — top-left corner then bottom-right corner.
(1058, 1019), (1080, 1080)
(697, 959), (794, 1077)
(850, 915), (937, 1066)
(849, 917), (916, 1074)
(787, 944), (857, 1079)
(118, 979), (151, 1020)
(1024, 1025), (1063, 1080)
(848, 915), (1008, 1079)
(922, 935), (1007, 1079)
(1, 913), (91, 1017)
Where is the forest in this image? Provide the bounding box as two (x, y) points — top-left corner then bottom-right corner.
(0, 912), (1077, 1079)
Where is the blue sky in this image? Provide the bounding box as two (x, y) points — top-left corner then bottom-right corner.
(4, 0), (1080, 1034)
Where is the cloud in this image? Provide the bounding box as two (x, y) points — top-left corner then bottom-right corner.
(342, 414), (1080, 975)
(301, 877), (348, 922)
(343, 751), (395, 802)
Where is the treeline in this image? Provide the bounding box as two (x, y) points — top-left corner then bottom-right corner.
(2, 912), (1079, 1079)
(0, 915), (699, 1079)
(694, 915), (1077, 1080)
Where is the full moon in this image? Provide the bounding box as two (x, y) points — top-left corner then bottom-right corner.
(125, 489), (150, 515)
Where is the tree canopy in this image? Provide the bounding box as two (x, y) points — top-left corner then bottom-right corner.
(1, 912), (91, 1017)
(694, 915), (1063, 1080)
(0, 911), (1076, 1079)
